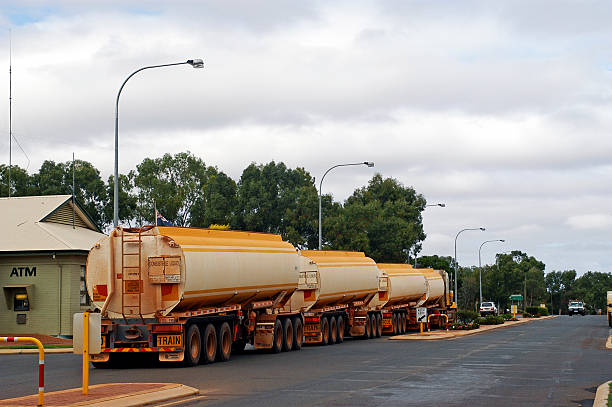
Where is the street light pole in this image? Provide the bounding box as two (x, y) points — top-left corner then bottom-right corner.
(454, 227), (485, 308)
(414, 203), (446, 267)
(113, 59), (204, 228)
(478, 239), (505, 305)
(318, 161), (374, 250)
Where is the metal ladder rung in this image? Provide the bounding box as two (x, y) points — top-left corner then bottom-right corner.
(122, 253), (140, 256)
(122, 266), (141, 269)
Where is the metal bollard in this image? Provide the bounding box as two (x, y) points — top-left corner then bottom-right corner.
(1, 336), (45, 406)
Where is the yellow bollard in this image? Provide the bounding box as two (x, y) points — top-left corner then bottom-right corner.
(419, 322), (423, 334)
(82, 311), (89, 395)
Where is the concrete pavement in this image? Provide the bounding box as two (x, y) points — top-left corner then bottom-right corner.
(0, 383), (199, 407)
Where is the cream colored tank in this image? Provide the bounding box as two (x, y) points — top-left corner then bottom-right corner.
(86, 226), (299, 318)
(421, 268), (446, 305)
(298, 251), (379, 310)
(376, 264), (428, 307)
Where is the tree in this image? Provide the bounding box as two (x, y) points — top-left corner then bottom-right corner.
(103, 173), (138, 228)
(191, 169), (237, 228)
(569, 271), (612, 314)
(133, 152), (212, 227)
(233, 162), (319, 248)
(0, 164), (31, 197)
(416, 255), (454, 275)
(325, 174), (426, 262)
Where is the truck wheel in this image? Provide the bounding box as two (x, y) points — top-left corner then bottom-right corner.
(184, 324), (201, 366)
(337, 316), (344, 343)
(362, 314), (370, 339)
(401, 312), (407, 334)
(321, 317), (330, 345)
(272, 319), (283, 353)
(282, 318), (294, 352)
(392, 314), (398, 335)
(202, 323), (217, 364)
(608, 313), (611, 328)
(329, 316), (337, 345)
(216, 322), (232, 362)
(376, 314), (382, 337)
(292, 317), (303, 350)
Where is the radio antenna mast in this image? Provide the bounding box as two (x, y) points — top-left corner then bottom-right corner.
(8, 29), (12, 197)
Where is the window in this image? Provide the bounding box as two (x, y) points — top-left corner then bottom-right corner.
(14, 292), (30, 311)
(80, 265), (90, 306)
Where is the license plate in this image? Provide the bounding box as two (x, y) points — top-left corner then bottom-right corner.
(156, 334), (182, 347)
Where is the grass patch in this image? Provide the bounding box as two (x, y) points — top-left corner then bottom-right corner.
(0, 344), (72, 349)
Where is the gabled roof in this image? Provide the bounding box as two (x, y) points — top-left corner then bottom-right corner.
(0, 195), (105, 253)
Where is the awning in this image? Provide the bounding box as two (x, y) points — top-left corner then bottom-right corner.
(3, 284), (32, 288)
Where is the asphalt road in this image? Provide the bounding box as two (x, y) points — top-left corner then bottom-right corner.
(1, 316), (610, 406)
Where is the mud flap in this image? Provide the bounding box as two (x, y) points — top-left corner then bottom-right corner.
(254, 314), (276, 349)
(159, 351), (184, 362)
(90, 353), (109, 363)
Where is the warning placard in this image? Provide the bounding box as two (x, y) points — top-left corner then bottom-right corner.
(416, 307), (427, 322)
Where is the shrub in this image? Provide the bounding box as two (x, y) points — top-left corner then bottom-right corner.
(500, 313), (513, 320)
(480, 315), (505, 325)
(457, 310), (480, 324)
(526, 306), (540, 315)
(537, 307), (549, 316)
(522, 311), (533, 318)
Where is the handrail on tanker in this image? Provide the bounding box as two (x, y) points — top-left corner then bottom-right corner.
(427, 313), (449, 331)
(1, 336), (45, 406)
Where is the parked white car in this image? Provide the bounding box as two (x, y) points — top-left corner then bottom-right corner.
(480, 302), (498, 316)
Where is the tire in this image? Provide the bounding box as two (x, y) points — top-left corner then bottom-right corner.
(329, 316), (337, 345)
(364, 314), (372, 339)
(282, 318), (294, 352)
(392, 314), (398, 335)
(337, 315), (345, 343)
(608, 313), (611, 328)
(184, 324), (201, 367)
(376, 313), (382, 337)
(292, 317), (303, 350)
(202, 323), (217, 364)
(216, 322), (232, 362)
(321, 317), (330, 345)
(401, 312), (407, 334)
(272, 319), (283, 353)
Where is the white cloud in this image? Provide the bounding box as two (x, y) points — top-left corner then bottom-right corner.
(566, 214), (612, 230)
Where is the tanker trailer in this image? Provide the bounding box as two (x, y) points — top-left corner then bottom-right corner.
(373, 264), (428, 335)
(408, 268), (455, 329)
(294, 250), (382, 345)
(86, 226), (302, 367)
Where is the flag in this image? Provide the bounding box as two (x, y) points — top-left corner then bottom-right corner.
(155, 210), (173, 226)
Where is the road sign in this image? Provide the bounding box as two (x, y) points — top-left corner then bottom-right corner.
(73, 312), (101, 354)
(416, 307), (427, 322)
(509, 294), (523, 301)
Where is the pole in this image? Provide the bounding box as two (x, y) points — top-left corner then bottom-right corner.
(454, 227), (485, 309)
(318, 162), (373, 250)
(82, 311), (89, 395)
(478, 239), (505, 306)
(72, 153), (75, 229)
(114, 60), (203, 227)
(8, 29), (12, 198)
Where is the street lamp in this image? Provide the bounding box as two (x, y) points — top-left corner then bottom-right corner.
(413, 202), (446, 267)
(318, 161), (374, 250)
(478, 239), (505, 305)
(113, 59), (204, 227)
(454, 227), (485, 308)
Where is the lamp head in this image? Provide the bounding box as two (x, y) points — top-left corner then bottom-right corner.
(479, 227), (486, 231)
(438, 203), (446, 207)
(500, 239), (506, 242)
(364, 161), (375, 167)
(187, 59), (204, 68)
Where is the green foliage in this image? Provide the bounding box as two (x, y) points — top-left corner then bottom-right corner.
(479, 315), (505, 325)
(537, 307), (549, 316)
(457, 310), (480, 324)
(324, 174), (426, 262)
(417, 255), (454, 274)
(525, 306), (540, 315)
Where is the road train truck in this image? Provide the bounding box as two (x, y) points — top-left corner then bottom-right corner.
(283, 250), (386, 344)
(607, 291), (611, 327)
(374, 264), (455, 334)
(86, 226), (304, 366)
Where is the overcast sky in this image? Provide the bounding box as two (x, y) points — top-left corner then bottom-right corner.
(1, 1), (611, 274)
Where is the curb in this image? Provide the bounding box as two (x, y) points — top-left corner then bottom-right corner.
(593, 381), (611, 407)
(389, 315), (557, 341)
(0, 383), (200, 407)
(0, 347), (74, 354)
(606, 334), (612, 350)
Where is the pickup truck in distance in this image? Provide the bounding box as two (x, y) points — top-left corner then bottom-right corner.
(568, 301), (585, 316)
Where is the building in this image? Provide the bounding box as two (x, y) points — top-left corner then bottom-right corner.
(0, 195), (105, 336)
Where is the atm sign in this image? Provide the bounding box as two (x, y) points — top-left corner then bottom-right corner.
(156, 334), (182, 347)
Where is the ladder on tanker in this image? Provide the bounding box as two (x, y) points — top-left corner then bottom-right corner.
(120, 227), (144, 322)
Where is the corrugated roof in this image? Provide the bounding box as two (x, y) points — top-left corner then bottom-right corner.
(0, 195), (105, 253)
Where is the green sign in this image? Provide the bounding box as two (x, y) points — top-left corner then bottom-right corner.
(509, 294), (523, 301)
